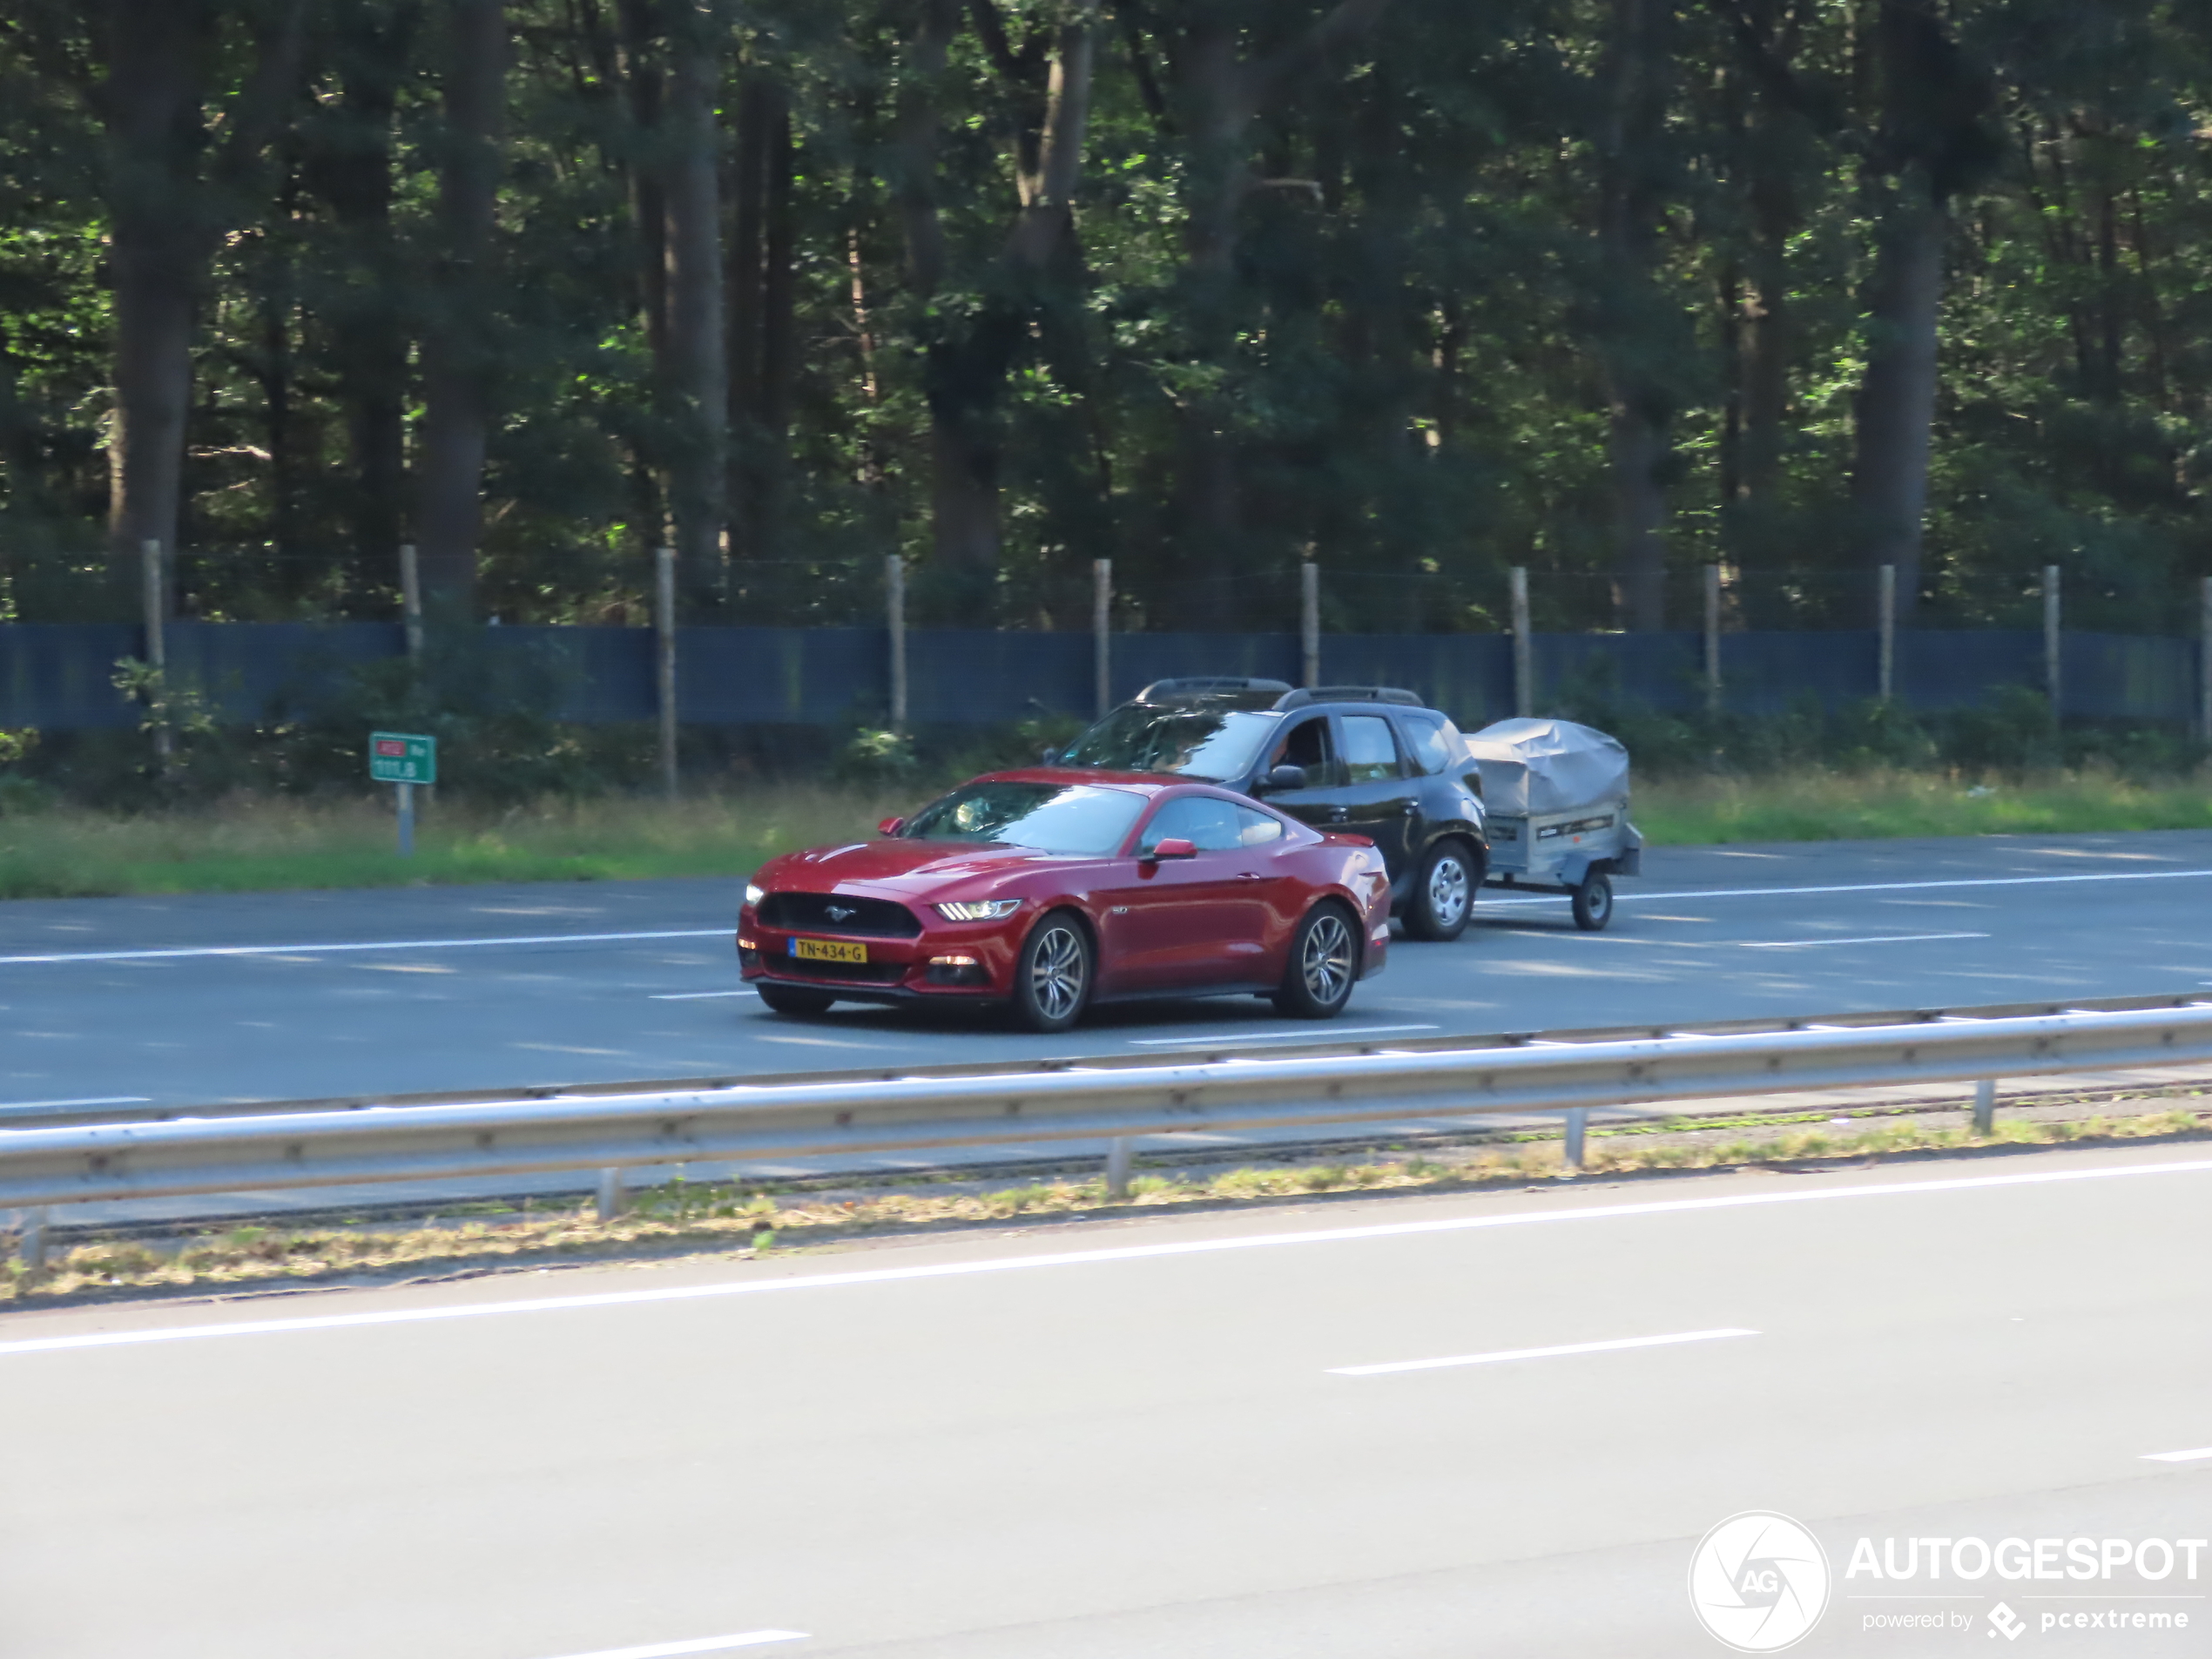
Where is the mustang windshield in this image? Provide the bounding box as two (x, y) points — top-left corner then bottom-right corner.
(901, 781), (1147, 855)
(1058, 705), (1280, 782)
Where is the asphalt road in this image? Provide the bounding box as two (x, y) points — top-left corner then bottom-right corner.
(7, 829), (2212, 1114)
(4, 1140), (2210, 1657)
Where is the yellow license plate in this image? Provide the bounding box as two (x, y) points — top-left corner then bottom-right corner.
(792, 938), (867, 964)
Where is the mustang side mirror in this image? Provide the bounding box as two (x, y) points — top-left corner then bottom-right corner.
(1146, 837), (1197, 860)
(877, 816), (905, 837)
(1258, 764), (1308, 793)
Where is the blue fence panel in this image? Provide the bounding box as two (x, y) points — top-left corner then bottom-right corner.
(1320, 633), (1517, 729)
(1537, 631), (1702, 711)
(1109, 633), (1303, 705)
(909, 629), (1094, 725)
(2063, 631), (2195, 722)
(0, 623), (142, 729)
(678, 626), (886, 723)
(165, 621), (407, 721)
(480, 625), (653, 722)
(1721, 631), (1879, 713)
(1897, 630), (2040, 711)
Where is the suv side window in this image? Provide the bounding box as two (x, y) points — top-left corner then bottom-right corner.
(1137, 794), (1244, 853)
(1399, 710), (1463, 776)
(1339, 714), (1404, 783)
(1267, 717), (1339, 786)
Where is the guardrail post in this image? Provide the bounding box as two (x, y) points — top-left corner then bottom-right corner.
(1104, 1136), (1133, 1199)
(1973, 1078), (1995, 1135)
(18, 1206), (49, 1270)
(1563, 1107), (1587, 1171)
(596, 1167), (627, 1221)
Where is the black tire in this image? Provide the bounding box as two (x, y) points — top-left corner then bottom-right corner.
(1403, 838), (1477, 941)
(1571, 869), (1615, 932)
(1012, 912), (1094, 1034)
(757, 981), (835, 1015)
(1273, 901), (1361, 1019)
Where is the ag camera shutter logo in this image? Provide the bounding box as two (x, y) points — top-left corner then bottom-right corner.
(1689, 1511), (1831, 1651)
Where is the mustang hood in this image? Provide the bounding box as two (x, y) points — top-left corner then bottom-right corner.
(763, 838), (1083, 893)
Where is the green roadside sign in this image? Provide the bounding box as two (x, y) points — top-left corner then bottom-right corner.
(369, 732), (436, 785)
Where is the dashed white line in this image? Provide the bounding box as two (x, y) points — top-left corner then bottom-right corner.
(535, 1633), (808, 1659)
(1737, 932), (1991, 949)
(1480, 867), (2212, 907)
(1330, 1327), (1758, 1377)
(0, 930), (731, 966)
(6, 1155), (2211, 1361)
(0, 1096), (151, 1112)
(1128, 1023), (1440, 1047)
(2142, 1447), (2212, 1463)
(651, 989), (759, 1000)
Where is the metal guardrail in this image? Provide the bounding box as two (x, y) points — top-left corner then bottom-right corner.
(3, 999), (2210, 1252)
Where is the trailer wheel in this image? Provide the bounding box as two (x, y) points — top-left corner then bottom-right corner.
(1571, 869), (1614, 932)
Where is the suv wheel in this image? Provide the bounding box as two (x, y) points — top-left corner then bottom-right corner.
(1273, 902), (1359, 1019)
(1405, 839), (1476, 941)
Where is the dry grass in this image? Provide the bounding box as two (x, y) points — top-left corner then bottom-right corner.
(1635, 764), (2212, 846)
(5, 1103), (2202, 1308)
(0, 785), (912, 899)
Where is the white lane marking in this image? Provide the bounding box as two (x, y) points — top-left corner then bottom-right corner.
(651, 990), (759, 1000)
(1127, 1023), (1440, 1047)
(1737, 932), (1991, 949)
(1330, 1326), (1757, 1377)
(1479, 868), (2212, 907)
(0, 930), (731, 966)
(2142, 1447), (2212, 1463)
(536, 1634), (808, 1659)
(7, 1156), (2212, 1361)
(0, 1096), (151, 1112)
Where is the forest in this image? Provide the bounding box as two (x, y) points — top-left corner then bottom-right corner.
(3, 0), (2210, 642)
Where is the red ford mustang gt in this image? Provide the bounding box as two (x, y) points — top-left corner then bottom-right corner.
(738, 770), (1392, 1032)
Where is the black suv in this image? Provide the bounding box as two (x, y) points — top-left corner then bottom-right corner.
(1054, 678), (1489, 941)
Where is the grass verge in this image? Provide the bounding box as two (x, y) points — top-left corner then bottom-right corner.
(2, 763), (2209, 899)
(5, 1100), (2202, 1309)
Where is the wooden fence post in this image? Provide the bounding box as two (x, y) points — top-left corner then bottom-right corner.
(655, 546), (678, 798)
(2044, 563), (2062, 718)
(140, 537), (169, 772)
(1300, 561), (1320, 689)
(1092, 558), (1112, 716)
(1878, 563), (1897, 705)
(1510, 566), (1533, 718)
(400, 543), (424, 661)
(1703, 563), (1722, 716)
(887, 554), (907, 732)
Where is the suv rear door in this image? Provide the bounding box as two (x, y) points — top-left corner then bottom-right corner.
(1321, 711), (1420, 873)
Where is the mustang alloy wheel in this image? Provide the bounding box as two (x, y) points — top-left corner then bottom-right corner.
(1014, 914), (1093, 1033)
(1275, 902), (1359, 1019)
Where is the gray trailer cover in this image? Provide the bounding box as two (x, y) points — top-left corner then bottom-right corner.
(1466, 718), (1630, 814)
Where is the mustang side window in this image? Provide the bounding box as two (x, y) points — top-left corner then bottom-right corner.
(1138, 795), (1244, 853)
(1340, 714), (1403, 784)
(1234, 805), (1286, 846)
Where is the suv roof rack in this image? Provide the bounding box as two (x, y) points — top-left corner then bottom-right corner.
(1135, 676), (1294, 701)
(1273, 685), (1425, 710)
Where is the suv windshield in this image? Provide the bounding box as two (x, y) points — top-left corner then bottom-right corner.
(1059, 705), (1280, 782)
(900, 781), (1147, 854)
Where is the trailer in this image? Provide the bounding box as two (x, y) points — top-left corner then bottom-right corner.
(1467, 717), (1642, 930)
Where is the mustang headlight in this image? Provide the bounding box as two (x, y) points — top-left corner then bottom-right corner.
(744, 882), (765, 907)
(935, 898), (1022, 921)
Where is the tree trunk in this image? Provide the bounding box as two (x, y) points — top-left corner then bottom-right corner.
(660, 0), (725, 602)
(616, 0), (668, 367)
(1850, 181), (1945, 624)
(309, 0), (416, 580)
(1596, 0), (1674, 632)
(727, 71), (794, 562)
(103, 0), (212, 606)
(414, 0), (506, 614)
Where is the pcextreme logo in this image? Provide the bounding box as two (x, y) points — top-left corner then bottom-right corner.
(1689, 1511), (1832, 1652)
